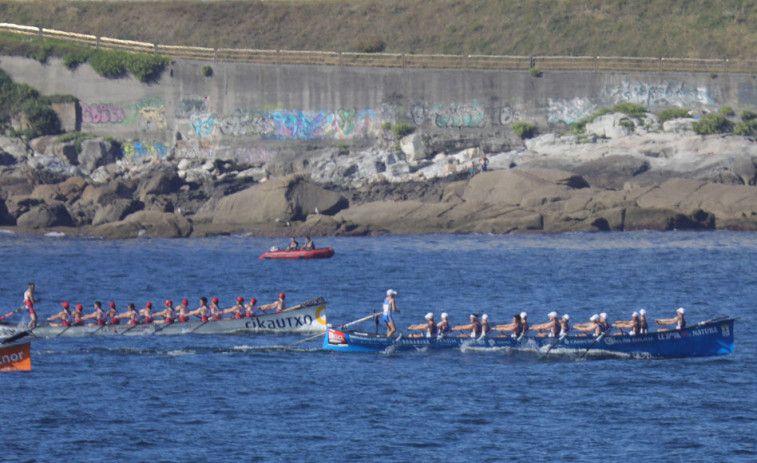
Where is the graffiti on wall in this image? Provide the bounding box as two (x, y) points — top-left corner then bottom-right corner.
(121, 141), (169, 159)
(81, 103), (126, 125)
(547, 97), (598, 125)
(410, 102), (488, 128)
(603, 79), (714, 108)
(176, 98), (209, 118)
(136, 98), (167, 131)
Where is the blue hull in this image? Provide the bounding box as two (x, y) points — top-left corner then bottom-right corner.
(323, 318), (735, 358)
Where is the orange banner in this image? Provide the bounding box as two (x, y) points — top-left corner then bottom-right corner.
(0, 341), (31, 372)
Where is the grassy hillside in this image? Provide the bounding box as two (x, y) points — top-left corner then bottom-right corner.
(0, 0), (756, 59)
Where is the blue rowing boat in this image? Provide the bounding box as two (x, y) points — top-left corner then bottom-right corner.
(322, 317), (735, 358)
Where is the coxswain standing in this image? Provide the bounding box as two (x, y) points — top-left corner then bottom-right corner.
(245, 298), (258, 317)
(260, 293), (286, 313)
(140, 302), (154, 324)
(81, 301), (107, 326)
(222, 297), (246, 319)
(46, 302), (73, 327)
(153, 300), (176, 324)
(451, 313), (482, 338)
(23, 282), (40, 328)
(380, 289), (399, 337)
(107, 302), (120, 325)
(656, 307), (686, 331)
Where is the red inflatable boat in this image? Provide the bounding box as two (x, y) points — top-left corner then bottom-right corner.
(259, 247), (335, 260)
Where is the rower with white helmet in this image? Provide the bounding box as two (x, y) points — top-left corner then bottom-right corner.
(520, 312), (529, 335)
(450, 313), (482, 338)
(573, 314), (601, 336)
(381, 289), (399, 337)
(437, 313), (450, 337)
(480, 314), (491, 338)
(656, 307), (686, 331)
(530, 311), (561, 337)
(639, 309), (649, 334)
(559, 314), (570, 336)
(613, 312), (641, 335)
(408, 312), (437, 338)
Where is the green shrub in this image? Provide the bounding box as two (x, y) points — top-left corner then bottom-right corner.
(741, 110), (757, 121)
(692, 113), (733, 135)
(658, 108), (691, 124)
(17, 99), (61, 139)
(125, 53), (170, 82)
(529, 68), (542, 77)
(88, 49), (128, 78)
(39, 94), (78, 105)
(512, 121), (537, 139)
(391, 123), (415, 138)
(733, 121), (755, 136)
(719, 106), (735, 117)
(618, 117), (635, 131)
(381, 121), (392, 131)
(201, 65), (213, 77)
(612, 102), (648, 118)
(56, 131), (95, 154)
(63, 49), (94, 70)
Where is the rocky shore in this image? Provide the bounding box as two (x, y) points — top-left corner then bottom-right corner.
(2, 112), (757, 239)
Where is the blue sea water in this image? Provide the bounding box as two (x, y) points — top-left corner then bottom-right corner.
(1, 231), (756, 462)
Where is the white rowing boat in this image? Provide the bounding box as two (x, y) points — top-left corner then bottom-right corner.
(0, 297), (327, 338)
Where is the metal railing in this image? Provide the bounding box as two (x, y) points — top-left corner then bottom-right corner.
(2, 22), (757, 74)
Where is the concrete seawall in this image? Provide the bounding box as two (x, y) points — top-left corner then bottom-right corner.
(2, 55), (757, 163)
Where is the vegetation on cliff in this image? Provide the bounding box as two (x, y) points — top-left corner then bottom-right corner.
(0, 0), (755, 58)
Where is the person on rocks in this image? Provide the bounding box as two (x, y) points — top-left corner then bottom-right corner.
(140, 302), (154, 324)
(245, 298), (258, 317)
(81, 301), (107, 326)
(529, 311), (561, 337)
(260, 293), (286, 313)
(107, 302), (120, 325)
(479, 154), (489, 172)
(381, 289), (399, 337)
(656, 307), (686, 331)
(408, 312), (437, 338)
(494, 313), (524, 338)
(437, 312), (450, 337)
(303, 236), (315, 251)
(46, 302), (73, 327)
(222, 297), (246, 319)
(186, 297), (210, 322)
(153, 300), (176, 324)
(451, 313), (482, 338)
(23, 282), (40, 328)
(613, 312), (641, 336)
(286, 237), (300, 251)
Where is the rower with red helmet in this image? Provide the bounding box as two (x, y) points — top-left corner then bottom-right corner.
(106, 302), (120, 325)
(186, 297), (209, 321)
(260, 293), (286, 313)
(245, 298), (258, 317)
(175, 298), (190, 322)
(72, 304), (85, 326)
(222, 297), (246, 319)
(81, 301), (107, 326)
(46, 302), (73, 327)
(140, 302), (154, 324)
(209, 297), (222, 320)
(154, 300), (176, 324)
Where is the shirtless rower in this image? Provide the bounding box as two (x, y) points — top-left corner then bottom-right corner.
(140, 302), (154, 324)
(186, 297), (210, 322)
(245, 298), (258, 317)
(407, 313), (437, 338)
(530, 311), (561, 337)
(153, 300), (176, 324)
(494, 313), (524, 338)
(656, 307), (686, 331)
(222, 297), (246, 319)
(451, 313), (482, 338)
(209, 297), (222, 320)
(613, 312), (641, 335)
(23, 282), (40, 328)
(437, 313), (450, 337)
(260, 293), (286, 313)
(46, 302), (73, 327)
(107, 302), (120, 325)
(72, 304), (85, 326)
(81, 301), (107, 326)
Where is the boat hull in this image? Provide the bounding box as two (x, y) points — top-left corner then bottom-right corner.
(0, 339), (31, 371)
(259, 248), (335, 260)
(1, 301), (327, 338)
(323, 318), (735, 358)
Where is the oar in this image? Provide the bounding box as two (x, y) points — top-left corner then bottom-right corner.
(278, 296), (326, 314)
(540, 333), (566, 358)
(580, 332), (607, 359)
(1, 329), (31, 344)
(54, 325), (73, 338)
(287, 312), (381, 347)
(0, 307), (24, 321)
